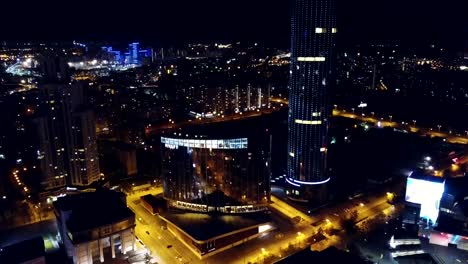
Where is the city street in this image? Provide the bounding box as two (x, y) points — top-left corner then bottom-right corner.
(333, 109), (468, 145)
(126, 187), (201, 264)
(126, 184), (397, 264)
(146, 98), (468, 145)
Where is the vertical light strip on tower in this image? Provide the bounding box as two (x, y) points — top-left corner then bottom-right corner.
(287, 0), (336, 189)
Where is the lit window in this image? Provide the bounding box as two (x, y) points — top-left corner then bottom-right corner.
(332, 28), (337, 33)
(161, 137), (248, 149)
(320, 147), (327, 152)
(297, 57), (326, 62)
(315, 28), (326, 33)
(312, 112), (321, 117)
(295, 119), (322, 125)
(289, 152), (295, 157)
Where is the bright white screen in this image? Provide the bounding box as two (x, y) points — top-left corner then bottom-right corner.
(405, 177), (444, 223)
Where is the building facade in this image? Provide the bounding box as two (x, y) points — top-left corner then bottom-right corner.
(35, 83), (100, 190)
(286, 0), (337, 203)
(54, 190), (136, 264)
(180, 83), (272, 117)
(160, 126), (271, 213)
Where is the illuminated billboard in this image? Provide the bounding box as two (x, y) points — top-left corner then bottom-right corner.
(405, 177), (445, 223)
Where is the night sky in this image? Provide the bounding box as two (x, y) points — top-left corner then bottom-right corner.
(0, 0), (466, 48)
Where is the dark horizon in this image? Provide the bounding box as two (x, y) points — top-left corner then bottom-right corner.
(0, 0), (466, 49)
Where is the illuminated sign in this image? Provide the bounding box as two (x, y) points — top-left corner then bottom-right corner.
(258, 224), (273, 233)
(295, 119), (322, 125)
(297, 57), (326, 62)
(286, 177), (331, 186)
(161, 137), (248, 150)
(405, 177), (444, 223)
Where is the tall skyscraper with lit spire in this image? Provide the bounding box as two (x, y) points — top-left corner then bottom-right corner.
(286, 0), (336, 204)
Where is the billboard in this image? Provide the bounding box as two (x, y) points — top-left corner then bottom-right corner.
(405, 177), (444, 223)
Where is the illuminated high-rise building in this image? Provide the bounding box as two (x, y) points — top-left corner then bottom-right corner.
(128, 42), (140, 64)
(286, 0), (337, 203)
(35, 83), (100, 190)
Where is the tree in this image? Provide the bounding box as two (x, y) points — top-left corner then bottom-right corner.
(340, 210), (358, 233)
(144, 252), (152, 264)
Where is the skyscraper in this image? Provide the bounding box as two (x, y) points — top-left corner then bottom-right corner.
(128, 42), (140, 64)
(35, 83), (100, 190)
(286, 0), (337, 204)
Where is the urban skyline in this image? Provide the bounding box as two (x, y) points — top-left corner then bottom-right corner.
(0, 0), (467, 264)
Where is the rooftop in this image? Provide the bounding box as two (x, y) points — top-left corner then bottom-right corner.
(160, 211), (270, 241)
(393, 253), (438, 264)
(444, 177), (468, 200)
(159, 115), (275, 140)
(409, 170), (445, 183)
(394, 224), (420, 239)
(54, 189), (134, 233)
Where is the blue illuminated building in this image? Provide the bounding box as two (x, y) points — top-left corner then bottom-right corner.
(286, 0), (337, 203)
(128, 42), (139, 64)
(101, 46), (123, 63)
(101, 42), (151, 65)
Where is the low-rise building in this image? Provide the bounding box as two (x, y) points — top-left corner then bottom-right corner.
(54, 189), (135, 264)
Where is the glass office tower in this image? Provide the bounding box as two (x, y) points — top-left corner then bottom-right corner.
(161, 127), (271, 214)
(286, 0), (336, 203)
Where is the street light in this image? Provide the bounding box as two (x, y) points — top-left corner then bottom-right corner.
(386, 192), (395, 203)
(296, 232), (305, 247)
(260, 248), (268, 263)
(437, 124), (441, 131)
(412, 120), (416, 126)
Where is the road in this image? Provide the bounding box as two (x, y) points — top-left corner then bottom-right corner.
(333, 109), (468, 145)
(125, 183), (396, 264)
(224, 188), (395, 264)
(126, 187), (202, 264)
(271, 97), (467, 145)
(269, 195), (316, 224)
(146, 97), (467, 145)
